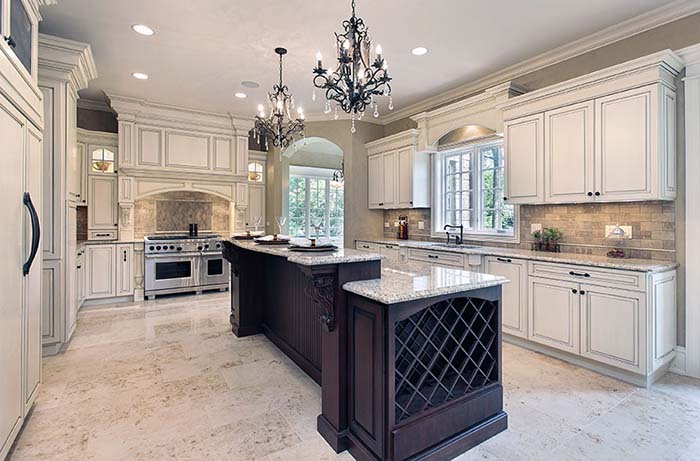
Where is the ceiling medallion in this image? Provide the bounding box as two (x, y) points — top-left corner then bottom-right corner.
(254, 47), (305, 149)
(312, 0), (392, 133)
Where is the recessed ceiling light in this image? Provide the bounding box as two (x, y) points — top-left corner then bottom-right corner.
(131, 72), (149, 80)
(234, 92), (247, 99)
(241, 81), (260, 89)
(131, 24), (155, 36)
(411, 46), (428, 56)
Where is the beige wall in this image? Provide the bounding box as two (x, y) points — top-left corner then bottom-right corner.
(265, 120), (385, 247)
(289, 150), (342, 169)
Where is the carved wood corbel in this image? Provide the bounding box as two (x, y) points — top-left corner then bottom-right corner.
(300, 266), (337, 332)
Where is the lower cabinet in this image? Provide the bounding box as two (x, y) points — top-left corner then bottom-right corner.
(528, 277), (581, 354)
(379, 243), (400, 262)
(484, 257), (527, 338)
(85, 243), (134, 301)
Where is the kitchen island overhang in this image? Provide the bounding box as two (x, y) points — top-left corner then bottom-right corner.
(222, 239), (509, 460)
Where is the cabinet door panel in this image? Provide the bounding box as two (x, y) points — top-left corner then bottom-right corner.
(368, 155), (383, 208)
(246, 185), (265, 229)
(580, 285), (644, 373)
(528, 277), (580, 354)
(88, 176), (118, 230)
(396, 147), (413, 207)
(86, 245), (116, 299)
(382, 152), (397, 207)
(504, 114), (544, 204)
(116, 244), (134, 296)
(484, 257), (527, 338)
(595, 85), (656, 200)
(544, 102), (594, 202)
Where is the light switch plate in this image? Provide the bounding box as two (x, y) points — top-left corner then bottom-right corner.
(531, 223), (542, 233)
(605, 225), (633, 239)
(385, 222), (390, 228)
(418, 221), (425, 230)
(394, 221), (400, 228)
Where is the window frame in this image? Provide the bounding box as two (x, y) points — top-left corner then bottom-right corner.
(288, 166), (344, 241)
(431, 138), (519, 243)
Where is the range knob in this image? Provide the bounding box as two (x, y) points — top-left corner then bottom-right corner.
(156, 245), (162, 251)
(149, 246), (155, 251)
(177, 247), (183, 251)
(197, 245), (203, 251)
(216, 243), (222, 249)
(169, 245), (175, 250)
(204, 243), (210, 249)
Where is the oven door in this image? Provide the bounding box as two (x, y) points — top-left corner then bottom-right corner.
(145, 254), (198, 293)
(199, 253), (229, 287)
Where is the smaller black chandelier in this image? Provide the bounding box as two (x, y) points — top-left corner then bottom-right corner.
(254, 47), (305, 149)
(312, 0), (392, 132)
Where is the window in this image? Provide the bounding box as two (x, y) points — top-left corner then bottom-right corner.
(91, 148), (115, 173)
(288, 167), (344, 243)
(434, 139), (516, 240)
(248, 161), (264, 182)
(9, 0), (33, 74)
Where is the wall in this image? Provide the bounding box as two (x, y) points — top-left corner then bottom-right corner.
(266, 120), (385, 248)
(133, 191), (231, 239)
(385, 202), (675, 261)
(289, 150), (342, 169)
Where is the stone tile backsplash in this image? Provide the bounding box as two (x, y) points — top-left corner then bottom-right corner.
(134, 191), (231, 239)
(384, 201), (676, 261)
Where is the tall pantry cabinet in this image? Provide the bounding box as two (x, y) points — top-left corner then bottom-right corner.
(0, 0), (44, 459)
(38, 34), (97, 356)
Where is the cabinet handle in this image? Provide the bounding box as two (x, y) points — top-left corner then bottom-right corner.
(362, 245), (370, 249)
(496, 257), (512, 263)
(409, 201), (413, 205)
(580, 290), (586, 295)
(572, 289), (578, 294)
(379, 202), (384, 206)
(114, 223), (118, 227)
(503, 197), (508, 201)
(77, 265), (82, 269)
(594, 192), (601, 196)
(569, 271), (590, 278)
(587, 192), (593, 197)
(428, 254), (439, 259)
(4, 35), (16, 49)
(123, 250), (127, 262)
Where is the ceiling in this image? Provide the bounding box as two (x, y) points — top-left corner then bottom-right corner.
(39, 0), (682, 119)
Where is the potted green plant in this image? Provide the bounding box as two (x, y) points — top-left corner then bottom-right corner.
(532, 229), (543, 251)
(543, 227), (563, 252)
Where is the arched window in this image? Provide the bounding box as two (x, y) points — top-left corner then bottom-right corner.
(248, 161), (264, 182)
(91, 148), (116, 173)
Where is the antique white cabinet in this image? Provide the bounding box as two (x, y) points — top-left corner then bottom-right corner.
(366, 130), (430, 209)
(88, 175), (119, 232)
(246, 184), (265, 229)
(528, 277), (581, 354)
(484, 256), (528, 338)
(501, 51), (681, 205)
(84, 243), (135, 301)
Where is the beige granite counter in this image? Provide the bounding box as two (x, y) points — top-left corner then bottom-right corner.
(343, 260), (508, 304)
(357, 238), (678, 273)
(229, 239), (383, 267)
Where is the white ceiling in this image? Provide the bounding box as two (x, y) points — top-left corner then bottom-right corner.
(39, 0), (681, 119)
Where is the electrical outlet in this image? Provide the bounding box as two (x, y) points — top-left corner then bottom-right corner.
(418, 221), (425, 230)
(531, 223), (542, 233)
(394, 221), (400, 228)
(385, 222), (390, 228)
(605, 225), (633, 238)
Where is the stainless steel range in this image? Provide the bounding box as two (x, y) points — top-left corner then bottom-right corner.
(144, 234), (229, 299)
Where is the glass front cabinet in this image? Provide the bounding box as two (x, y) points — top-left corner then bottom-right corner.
(0, 0), (39, 79)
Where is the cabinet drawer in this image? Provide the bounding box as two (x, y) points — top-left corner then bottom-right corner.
(528, 261), (646, 292)
(89, 230), (117, 241)
(356, 241), (380, 252)
(407, 248), (464, 268)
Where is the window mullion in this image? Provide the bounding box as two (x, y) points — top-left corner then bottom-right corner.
(325, 179), (331, 238)
(305, 178), (310, 238)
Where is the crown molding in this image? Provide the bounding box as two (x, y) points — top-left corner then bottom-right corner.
(302, 111), (384, 125)
(365, 129), (419, 155)
(107, 93), (255, 136)
(76, 127), (118, 146)
(678, 42), (700, 78)
(38, 33), (97, 93)
(380, 0), (700, 124)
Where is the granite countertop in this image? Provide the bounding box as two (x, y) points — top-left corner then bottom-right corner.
(229, 238), (383, 267)
(358, 238), (678, 273)
(343, 260), (508, 304)
(77, 240), (141, 247)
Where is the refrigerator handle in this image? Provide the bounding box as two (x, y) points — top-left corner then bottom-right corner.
(23, 192), (41, 276)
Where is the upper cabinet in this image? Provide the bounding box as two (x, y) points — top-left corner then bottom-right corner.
(366, 129), (430, 210)
(501, 51), (682, 205)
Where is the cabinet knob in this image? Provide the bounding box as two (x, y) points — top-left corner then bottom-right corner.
(496, 257), (512, 263)
(594, 192), (601, 196)
(572, 289), (578, 294)
(580, 290), (586, 295)
(587, 192), (593, 197)
(503, 197), (508, 201)
(4, 35), (16, 49)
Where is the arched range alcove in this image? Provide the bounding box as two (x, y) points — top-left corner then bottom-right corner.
(281, 137), (345, 243)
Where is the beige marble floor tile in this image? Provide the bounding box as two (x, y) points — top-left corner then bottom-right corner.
(9, 292), (700, 461)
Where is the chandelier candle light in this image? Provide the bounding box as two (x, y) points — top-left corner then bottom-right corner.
(254, 47), (305, 149)
(312, 0), (392, 133)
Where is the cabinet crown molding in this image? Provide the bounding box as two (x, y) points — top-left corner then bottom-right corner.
(498, 49), (683, 119)
(77, 128), (118, 146)
(38, 34), (98, 93)
(365, 129), (419, 156)
(107, 93), (254, 136)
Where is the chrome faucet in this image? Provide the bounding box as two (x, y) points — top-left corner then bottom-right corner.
(444, 224), (464, 245)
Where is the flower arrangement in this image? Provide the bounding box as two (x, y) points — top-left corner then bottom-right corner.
(532, 227), (563, 252)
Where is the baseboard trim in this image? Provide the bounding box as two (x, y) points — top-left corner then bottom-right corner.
(670, 346), (687, 375)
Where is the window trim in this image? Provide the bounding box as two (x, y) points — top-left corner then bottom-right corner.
(288, 166), (344, 240)
(431, 138), (520, 243)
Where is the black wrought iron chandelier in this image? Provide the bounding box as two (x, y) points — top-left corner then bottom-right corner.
(332, 161), (344, 183)
(312, 0), (392, 132)
(254, 47), (305, 149)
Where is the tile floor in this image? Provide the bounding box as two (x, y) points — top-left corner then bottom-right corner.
(8, 292), (700, 460)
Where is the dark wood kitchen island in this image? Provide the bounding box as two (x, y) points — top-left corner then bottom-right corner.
(222, 239), (509, 461)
